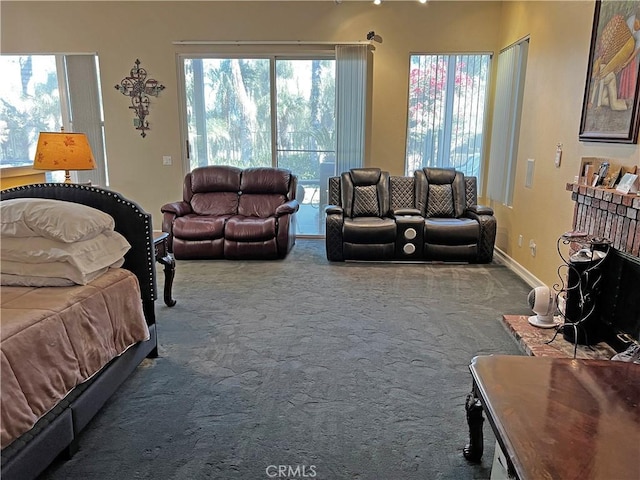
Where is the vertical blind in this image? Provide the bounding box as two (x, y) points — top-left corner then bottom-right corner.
(65, 55), (108, 186)
(335, 44), (371, 174)
(486, 39), (529, 205)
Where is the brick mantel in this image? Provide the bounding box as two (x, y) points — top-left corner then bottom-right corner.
(566, 183), (640, 257)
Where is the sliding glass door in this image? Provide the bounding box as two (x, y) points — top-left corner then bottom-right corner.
(183, 58), (271, 169)
(275, 59), (335, 236)
(181, 56), (335, 236)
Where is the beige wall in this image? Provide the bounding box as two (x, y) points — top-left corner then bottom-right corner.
(496, 1), (638, 286)
(1, 1), (638, 287)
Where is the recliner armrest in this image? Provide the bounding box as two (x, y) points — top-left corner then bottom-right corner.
(467, 204), (494, 216)
(393, 208), (421, 217)
(325, 205), (343, 215)
(275, 199), (300, 217)
(161, 201), (192, 217)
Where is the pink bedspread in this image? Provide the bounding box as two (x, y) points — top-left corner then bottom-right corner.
(0, 268), (149, 448)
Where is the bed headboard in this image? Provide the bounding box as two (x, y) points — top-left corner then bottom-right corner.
(1, 183), (157, 322)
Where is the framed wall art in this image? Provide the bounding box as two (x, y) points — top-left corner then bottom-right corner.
(579, 0), (640, 143)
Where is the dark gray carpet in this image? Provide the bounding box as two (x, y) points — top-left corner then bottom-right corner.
(41, 239), (530, 480)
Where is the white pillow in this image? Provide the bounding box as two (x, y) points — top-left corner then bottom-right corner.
(0, 198), (115, 243)
(1, 273), (77, 287)
(1, 268), (108, 287)
(1, 230), (130, 274)
(0, 258), (125, 286)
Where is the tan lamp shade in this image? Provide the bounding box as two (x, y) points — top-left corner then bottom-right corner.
(33, 132), (97, 183)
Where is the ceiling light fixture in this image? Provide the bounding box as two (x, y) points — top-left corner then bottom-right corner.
(418, 0), (428, 3)
(373, 0), (382, 5)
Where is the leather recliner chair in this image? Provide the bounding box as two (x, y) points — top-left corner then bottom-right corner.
(161, 165), (299, 260)
(414, 167), (496, 263)
(325, 168), (396, 261)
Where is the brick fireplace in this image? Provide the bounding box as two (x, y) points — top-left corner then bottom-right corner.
(566, 183), (640, 256)
(501, 184), (640, 359)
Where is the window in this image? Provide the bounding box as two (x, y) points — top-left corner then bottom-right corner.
(0, 56), (62, 169)
(182, 57), (336, 171)
(275, 58), (337, 186)
(405, 53), (491, 180)
(486, 39), (529, 206)
(183, 58), (272, 169)
(0, 54), (107, 185)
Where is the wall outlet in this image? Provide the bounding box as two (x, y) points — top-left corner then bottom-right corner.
(162, 155), (172, 166)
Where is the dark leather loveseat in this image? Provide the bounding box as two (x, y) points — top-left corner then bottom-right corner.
(161, 166), (299, 260)
(325, 167), (496, 263)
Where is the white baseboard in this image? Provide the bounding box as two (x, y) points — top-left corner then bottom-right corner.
(494, 247), (545, 288)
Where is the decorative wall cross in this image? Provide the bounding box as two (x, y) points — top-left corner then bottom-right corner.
(115, 59), (165, 138)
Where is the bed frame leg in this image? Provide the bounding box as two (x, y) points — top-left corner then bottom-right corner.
(59, 438), (79, 460)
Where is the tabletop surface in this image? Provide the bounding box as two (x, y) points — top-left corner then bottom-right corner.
(153, 231), (168, 242)
(470, 355), (640, 480)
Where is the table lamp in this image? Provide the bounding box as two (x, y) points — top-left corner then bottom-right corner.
(33, 131), (96, 183)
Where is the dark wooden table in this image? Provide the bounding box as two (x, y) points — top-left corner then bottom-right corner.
(464, 355), (640, 480)
(153, 231), (176, 307)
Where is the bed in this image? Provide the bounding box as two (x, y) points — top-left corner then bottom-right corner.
(0, 183), (159, 480)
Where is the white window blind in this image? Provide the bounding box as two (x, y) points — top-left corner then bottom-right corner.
(335, 44), (371, 174)
(486, 39), (529, 205)
(66, 55), (108, 186)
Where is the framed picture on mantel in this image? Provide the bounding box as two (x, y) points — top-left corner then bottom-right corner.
(579, 0), (640, 144)
(578, 157), (638, 188)
(616, 172), (639, 193)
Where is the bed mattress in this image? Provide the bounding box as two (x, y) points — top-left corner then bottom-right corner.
(0, 268), (149, 449)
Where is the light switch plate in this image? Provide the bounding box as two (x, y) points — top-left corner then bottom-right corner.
(162, 156), (172, 166)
